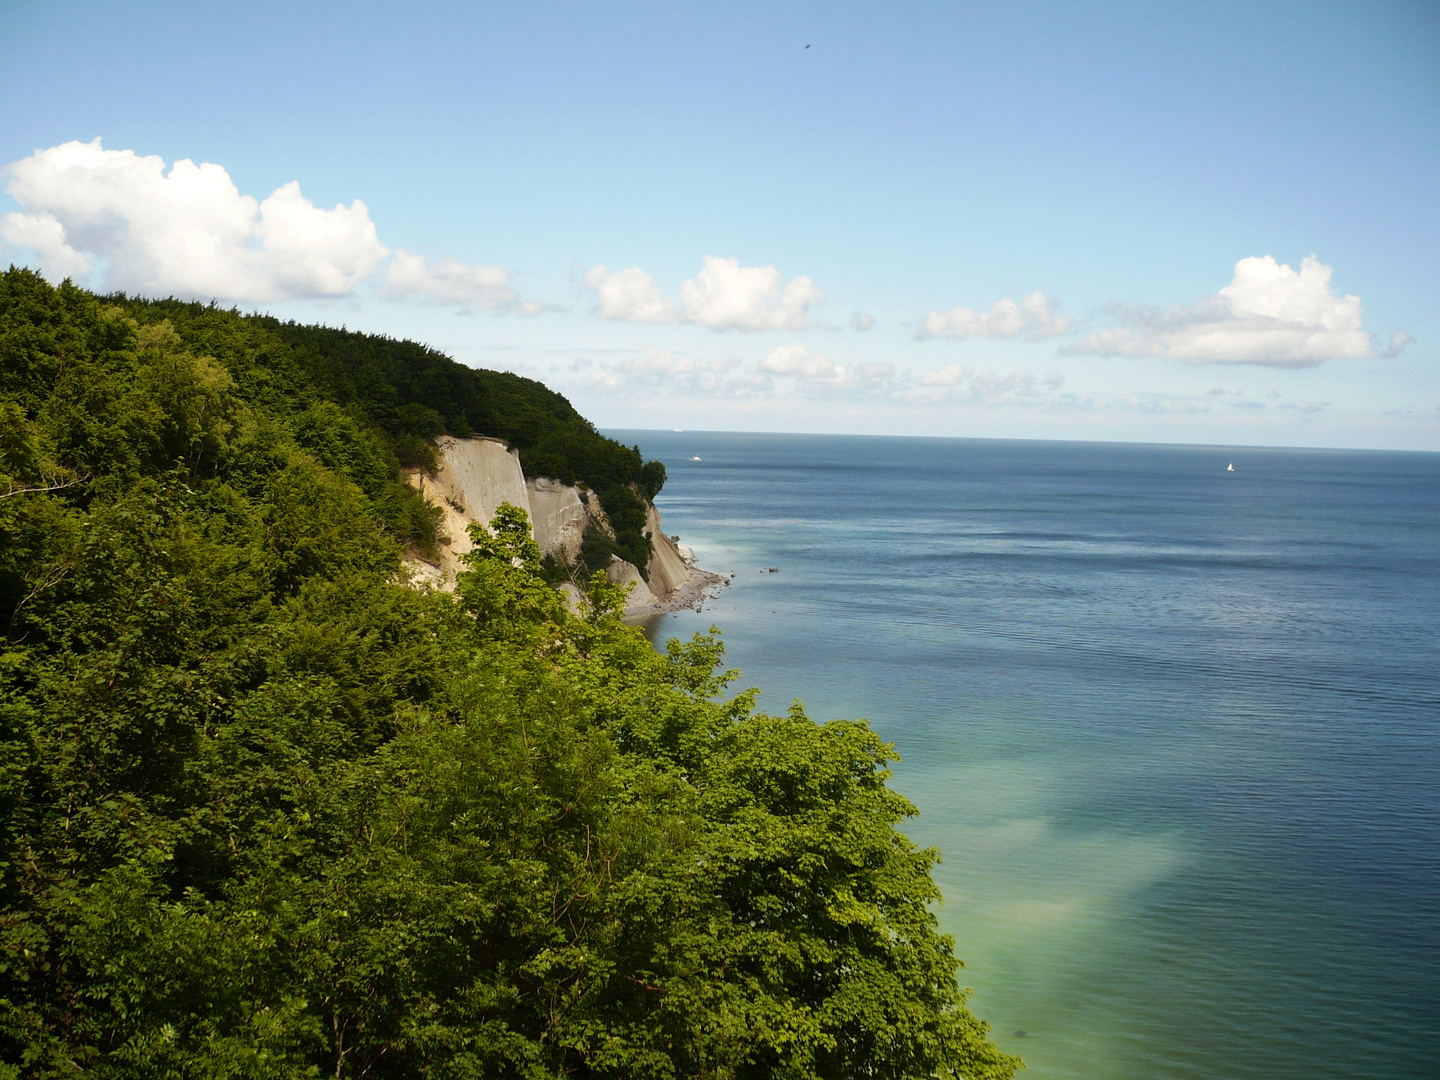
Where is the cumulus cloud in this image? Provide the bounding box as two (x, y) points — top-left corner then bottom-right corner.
(1, 139), (544, 314)
(583, 255), (824, 331)
(1066, 255), (1410, 367)
(387, 250), (543, 314)
(1, 208), (96, 280)
(917, 291), (1073, 341)
(683, 258), (823, 331)
(582, 265), (678, 322)
(850, 311), (876, 331)
(2, 139), (388, 301)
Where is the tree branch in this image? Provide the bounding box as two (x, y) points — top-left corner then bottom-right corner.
(0, 471), (89, 501)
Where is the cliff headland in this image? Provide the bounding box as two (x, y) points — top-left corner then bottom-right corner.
(401, 434), (728, 615)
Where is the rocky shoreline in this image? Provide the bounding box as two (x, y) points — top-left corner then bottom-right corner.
(624, 565), (730, 618)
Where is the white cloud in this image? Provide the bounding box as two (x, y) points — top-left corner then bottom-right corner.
(1066, 255), (1410, 368)
(584, 255), (824, 331)
(682, 258), (823, 331)
(851, 311), (876, 331)
(1382, 330), (1415, 358)
(696, 258), (822, 330)
(2, 139), (547, 314)
(917, 291), (1073, 341)
(386, 250), (542, 314)
(0, 210), (95, 280)
(759, 345), (892, 389)
(1, 139), (388, 301)
(583, 265), (678, 322)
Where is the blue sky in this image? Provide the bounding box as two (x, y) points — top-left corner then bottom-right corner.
(3, 0), (1437, 448)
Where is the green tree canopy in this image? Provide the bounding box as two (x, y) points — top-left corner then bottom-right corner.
(1, 269), (664, 572)
(0, 269), (1018, 1079)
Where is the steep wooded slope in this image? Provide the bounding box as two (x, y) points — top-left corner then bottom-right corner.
(0, 270), (1018, 1080)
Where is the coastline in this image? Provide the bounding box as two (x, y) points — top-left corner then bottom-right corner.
(625, 564), (730, 619)
(399, 436), (721, 617)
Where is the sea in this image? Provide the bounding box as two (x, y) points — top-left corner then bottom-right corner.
(610, 430), (1440, 1080)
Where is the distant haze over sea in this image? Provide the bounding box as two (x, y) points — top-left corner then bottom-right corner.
(621, 430), (1440, 1080)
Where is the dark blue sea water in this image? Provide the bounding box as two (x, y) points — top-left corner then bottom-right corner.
(612, 431), (1440, 1080)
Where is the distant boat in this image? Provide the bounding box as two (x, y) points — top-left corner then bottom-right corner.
(691, 456), (702, 461)
(1227, 463), (1234, 472)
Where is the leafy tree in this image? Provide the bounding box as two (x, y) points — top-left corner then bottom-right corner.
(95, 295), (663, 569)
(0, 268), (1019, 1079)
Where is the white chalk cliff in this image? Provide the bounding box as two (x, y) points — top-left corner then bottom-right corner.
(643, 502), (693, 600)
(403, 435), (721, 616)
(525, 477), (588, 564)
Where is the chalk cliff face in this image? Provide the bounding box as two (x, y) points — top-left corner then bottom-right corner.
(602, 556), (655, 611)
(643, 502), (692, 600)
(407, 436), (529, 584)
(525, 477), (588, 564)
(405, 436), (716, 616)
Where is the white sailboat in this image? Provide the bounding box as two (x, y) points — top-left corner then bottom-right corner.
(1227, 463), (1234, 472)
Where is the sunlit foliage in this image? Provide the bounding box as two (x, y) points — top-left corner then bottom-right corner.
(0, 270), (1018, 1079)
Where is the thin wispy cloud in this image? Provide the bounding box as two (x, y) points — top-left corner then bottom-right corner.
(758, 345), (892, 390)
(1112, 387), (1328, 415)
(562, 344), (1082, 409)
(560, 344), (891, 399)
(917, 291), (1073, 341)
(1066, 256), (1411, 368)
(911, 364), (1066, 403)
(584, 256), (824, 332)
(579, 348), (764, 397)
(558, 341), (1341, 425)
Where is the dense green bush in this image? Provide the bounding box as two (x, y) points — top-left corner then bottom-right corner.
(0, 269), (1019, 1079)
(65, 283), (663, 570)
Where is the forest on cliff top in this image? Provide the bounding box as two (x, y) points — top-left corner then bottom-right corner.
(0, 270), (1018, 1079)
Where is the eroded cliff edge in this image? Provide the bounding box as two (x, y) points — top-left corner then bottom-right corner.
(403, 435), (726, 616)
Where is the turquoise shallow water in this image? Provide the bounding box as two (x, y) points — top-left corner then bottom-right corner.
(613, 431), (1440, 1080)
